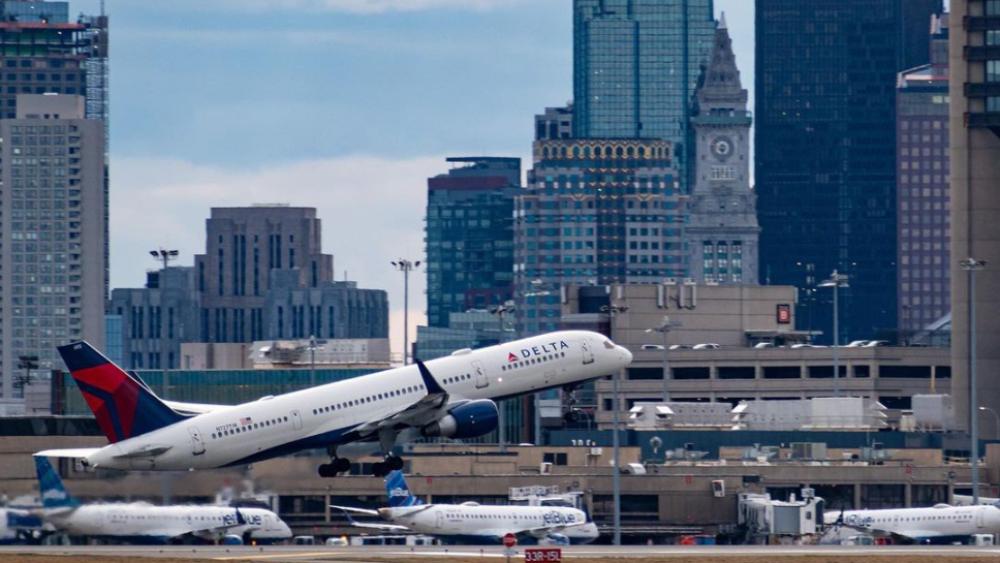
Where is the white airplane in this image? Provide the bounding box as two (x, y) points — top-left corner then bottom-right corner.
(40, 331), (631, 477)
(0, 508), (43, 545)
(31, 456), (291, 544)
(824, 503), (1000, 545)
(333, 471), (598, 545)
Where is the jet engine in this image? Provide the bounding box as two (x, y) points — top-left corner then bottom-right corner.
(421, 400), (499, 439)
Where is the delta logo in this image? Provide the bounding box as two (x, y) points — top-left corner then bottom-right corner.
(513, 341), (570, 361)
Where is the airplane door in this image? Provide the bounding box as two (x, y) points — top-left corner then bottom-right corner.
(188, 426), (206, 456)
(472, 361), (489, 389)
(581, 340), (594, 365)
(977, 506), (987, 529)
(435, 510), (444, 530)
(291, 410), (303, 430)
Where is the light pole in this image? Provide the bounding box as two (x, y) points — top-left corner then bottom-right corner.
(646, 315), (681, 402)
(601, 301), (628, 547)
(979, 407), (1000, 443)
(490, 302), (517, 453)
(391, 259), (420, 365)
(961, 257), (986, 504)
(150, 248), (179, 398)
(525, 280), (554, 445)
(820, 270), (849, 397)
(309, 335), (317, 388)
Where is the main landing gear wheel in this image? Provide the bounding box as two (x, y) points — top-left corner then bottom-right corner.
(318, 447), (353, 478)
(371, 455), (404, 477)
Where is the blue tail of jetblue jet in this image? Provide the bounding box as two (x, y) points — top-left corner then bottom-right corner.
(385, 471), (424, 507)
(34, 456), (79, 510)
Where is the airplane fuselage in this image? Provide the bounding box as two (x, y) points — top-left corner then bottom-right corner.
(44, 503), (291, 542)
(383, 504), (596, 545)
(83, 331), (628, 471)
(826, 505), (1000, 544)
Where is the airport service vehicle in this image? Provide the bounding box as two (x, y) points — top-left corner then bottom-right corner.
(31, 457), (291, 544)
(40, 331), (631, 477)
(0, 508), (43, 544)
(825, 503), (1000, 545)
(333, 471), (599, 545)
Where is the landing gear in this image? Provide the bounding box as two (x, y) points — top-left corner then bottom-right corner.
(318, 447), (352, 478)
(562, 384), (582, 423)
(370, 455), (404, 477)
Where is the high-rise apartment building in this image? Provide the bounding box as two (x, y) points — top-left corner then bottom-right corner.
(686, 16), (759, 285)
(425, 157), (521, 328)
(897, 14), (950, 339)
(950, 0), (1000, 438)
(755, 0), (943, 344)
(515, 139), (683, 334)
(0, 94), (105, 403)
(572, 0), (715, 187)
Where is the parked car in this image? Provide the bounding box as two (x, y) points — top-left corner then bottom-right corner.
(692, 343), (721, 350)
(845, 340), (870, 347)
(669, 344), (693, 350)
(641, 344), (665, 350)
(325, 537), (349, 547)
(863, 340), (889, 347)
(753, 343), (775, 349)
(791, 343), (826, 349)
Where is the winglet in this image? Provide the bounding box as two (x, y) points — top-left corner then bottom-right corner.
(414, 359), (446, 395)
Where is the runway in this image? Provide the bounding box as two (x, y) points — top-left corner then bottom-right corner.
(4, 545), (1000, 563)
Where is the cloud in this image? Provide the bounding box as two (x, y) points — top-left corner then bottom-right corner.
(110, 154), (445, 357)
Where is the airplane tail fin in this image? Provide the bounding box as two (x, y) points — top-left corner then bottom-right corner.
(34, 456), (79, 510)
(57, 341), (189, 444)
(385, 471), (423, 507)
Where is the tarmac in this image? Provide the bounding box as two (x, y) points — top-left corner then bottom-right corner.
(4, 545), (1000, 563)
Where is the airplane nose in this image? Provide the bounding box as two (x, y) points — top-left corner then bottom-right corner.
(618, 346), (633, 365)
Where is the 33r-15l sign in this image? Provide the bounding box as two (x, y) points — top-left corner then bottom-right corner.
(524, 548), (562, 562)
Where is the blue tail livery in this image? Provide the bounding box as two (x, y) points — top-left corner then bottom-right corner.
(385, 471), (424, 507)
(57, 341), (188, 444)
(34, 456), (79, 510)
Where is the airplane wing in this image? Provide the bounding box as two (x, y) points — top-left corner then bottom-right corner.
(353, 360), (466, 437)
(520, 520), (590, 539)
(332, 506), (410, 532)
(34, 448), (101, 460)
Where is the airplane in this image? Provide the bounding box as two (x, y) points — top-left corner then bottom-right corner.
(0, 508), (43, 545)
(824, 503), (1000, 545)
(39, 330), (631, 478)
(30, 456), (292, 544)
(332, 470), (599, 545)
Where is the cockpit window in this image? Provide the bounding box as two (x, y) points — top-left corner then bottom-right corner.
(603, 339), (616, 350)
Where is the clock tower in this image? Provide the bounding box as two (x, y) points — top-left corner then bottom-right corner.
(686, 14), (759, 285)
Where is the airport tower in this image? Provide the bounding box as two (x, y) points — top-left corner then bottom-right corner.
(755, 0), (944, 345)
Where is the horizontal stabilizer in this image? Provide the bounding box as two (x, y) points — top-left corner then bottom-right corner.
(34, 448), (100, 460)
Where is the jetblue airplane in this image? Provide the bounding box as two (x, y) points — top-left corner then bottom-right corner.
(824, 503), (1000, 544)
(333, 471), (598, 545)
(31, 456), (291, 544)
(40, 331), (631, 477)
(0, 508), (43, 545)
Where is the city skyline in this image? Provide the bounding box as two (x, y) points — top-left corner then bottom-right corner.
(69, 0), (754, 357)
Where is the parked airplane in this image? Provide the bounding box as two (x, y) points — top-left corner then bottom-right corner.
(40, 331), (631, 477)
(824, 503), (1000, 544)
(31, 456), (291, 544)
(0, 508), (43, 544)
(333, 471), (598, 545)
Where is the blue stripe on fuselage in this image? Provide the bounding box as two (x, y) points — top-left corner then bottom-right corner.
(222, 423), (362, 467)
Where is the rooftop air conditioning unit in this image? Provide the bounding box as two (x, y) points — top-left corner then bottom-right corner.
(540, 462), (553, 475)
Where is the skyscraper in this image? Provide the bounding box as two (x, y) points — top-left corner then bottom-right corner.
(424, 157), (521, 328)
(755, 0), (943, 344)
(515, 139), (683, 335)
(0, 94), (106, 405)
(897, 14), (950, 339)
(686, 15), (759, 285)
(950, 1), (1000, 438)
(572, 0), (715, 187)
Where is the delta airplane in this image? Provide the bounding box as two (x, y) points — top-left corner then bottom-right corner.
(333, 471), (598, 545)
(31, 456), (291, 544)
(39, 331), (631, 477)
(824, 503), (1000, 544)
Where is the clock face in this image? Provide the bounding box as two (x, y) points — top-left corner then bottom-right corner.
(711, 137), (733, 158)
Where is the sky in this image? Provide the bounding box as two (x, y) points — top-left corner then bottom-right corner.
(76, 0), (755, 357)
